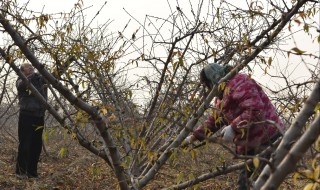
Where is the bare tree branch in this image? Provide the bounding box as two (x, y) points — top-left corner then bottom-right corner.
(254, 76), (320, 189)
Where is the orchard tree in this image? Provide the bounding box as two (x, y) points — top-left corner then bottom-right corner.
(0, 0), (319, 189)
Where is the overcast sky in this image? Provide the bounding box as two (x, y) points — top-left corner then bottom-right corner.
(15, 0), (320, 90)
(21, 0), (172, 27)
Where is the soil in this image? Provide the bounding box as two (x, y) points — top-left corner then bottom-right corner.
(0, 131), (301, 190)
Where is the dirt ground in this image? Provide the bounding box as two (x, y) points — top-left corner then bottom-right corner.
(0, 129), (302, 190)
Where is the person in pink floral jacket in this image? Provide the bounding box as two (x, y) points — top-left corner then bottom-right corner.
(184, 63), (285, 190)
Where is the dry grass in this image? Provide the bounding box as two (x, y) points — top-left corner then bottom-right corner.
(0, 130), (117, 190)
(0, 130), (308, 190)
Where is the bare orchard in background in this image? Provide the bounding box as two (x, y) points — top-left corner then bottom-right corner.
(0, 0), (319, 189)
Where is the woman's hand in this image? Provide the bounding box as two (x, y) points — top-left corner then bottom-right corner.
(182, 135), (196, 148)
(221, 125), (235, 142)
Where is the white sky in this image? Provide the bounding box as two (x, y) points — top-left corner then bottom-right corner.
(14, 0), (320, 95)
(22, 0), (171, 27)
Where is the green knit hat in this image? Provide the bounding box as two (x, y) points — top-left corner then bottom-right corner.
(203, 63), (231, 85)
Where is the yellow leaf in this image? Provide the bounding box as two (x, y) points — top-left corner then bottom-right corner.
(8, 55), (13, 64)
(147, 151), (153, 160)
(191, 149), (196, 160)
(314, 166), (320, 180)
(215, 117), (222, 125)
(313, 183), (320, 190)
(173, 61), (178, 70)
(314, 103), (320, 111)
(176, 173), (184, 184)
(242, 33), (249, 45)
(35, 125), (44, 131)
(190, 92), (195, 101)
(246, 164), (251, 172)
(218, 82), (226, 91)
(312, 157), (317, 169)
(303, 183), (314, 190)
(304, 24), (309, 32)
(43, 129), (48, 143)
(178, 57), (184, 67)
(213, 110), (217, 120)
(303, 169), (314, 179)
(293, 172), (299, 184)
(268, 57), (272, 66)
(212, 49), (217, 57)
(101, 108), (107, 115)
(188, 173), (195, 180)
(109, 114), (117, 121)
(291, 47), (306, 55)
(87, 51), (95, 61)
(71, 132), (77, 140)
(316, 141), (320, 153)
(240, 128), (246, 138)
(58, 147), (68, 158)
(224, 87), (230, 95)
(130, 138), (135, 147)
(253, 157), (260, 168)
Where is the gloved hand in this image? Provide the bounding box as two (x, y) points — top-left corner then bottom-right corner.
(182, 135), (196, 147)
(221, 125), (235, 142)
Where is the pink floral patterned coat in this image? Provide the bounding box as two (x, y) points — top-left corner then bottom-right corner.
(193, 73), (285, 154)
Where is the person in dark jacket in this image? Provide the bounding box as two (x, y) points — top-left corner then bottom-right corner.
(16, 63), (47, 179)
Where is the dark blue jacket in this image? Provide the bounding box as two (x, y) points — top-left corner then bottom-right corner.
(16, 73), (47, 117)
